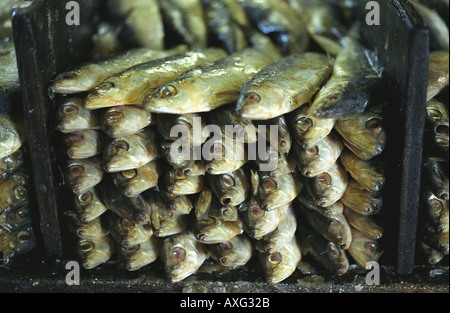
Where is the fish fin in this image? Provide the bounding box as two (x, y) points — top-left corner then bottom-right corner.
(194, 189), (212, 220)
(250, 169), (259, 196)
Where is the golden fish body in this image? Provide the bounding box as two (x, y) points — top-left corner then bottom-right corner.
(343, 206), (384, 240)
(208, 168), (249, 207)
(334, 102), (387, 160)
(64, 130), (105, 160)
(0, 114), (26, 159)
(157, 113), (207, 146)
(65, 157), (104, 195)
(77, 236), (115, 270)
(305, 162), (348, 208)
(170, 161), (206, 179)
(347, 228), (383, 268)
(66, 214), (109, 240)
(241, 197), (289, 239)
(255, 170), (303, 211)
(162, 191), (193, 215)
(158, 0), (208, 49)
(145, 48), (278, 114)
(288, 103), (336, 149)
(84, 48), (224, 109)
(165, 170), (204, 196)
(119, 236), (160, 271)
(208, 105), (258, 144)
(427, 51), (449, 101)
(259, 236), (302, 284)
(52, 46), (189, 94)
(340, 149), (386, 192)
(105, 212), (153, 247)
(255, 150), (296, 179)
(103, 128), (160, 173)
(147, 192), (190, 237)
(101, 106), (154, 138)
(210, 234), (253, 269)
(72, 188), (108, 224)
(293, 132), (343, 178)
(256, 204), (297, 253)
(237, 53), (333, 120)
(0, 148), (24, 180)
(297, 189), (344, 217)
(160, 231), (208, 282)
(310, 37), (382, 119)
(100, 180), (151, 225)
(341, 179), (383, 215)
(298, 220), (349, 276)
(106, 0), (164, 50)
(111, 161), (160, 197)
(299, 203), (352, 250)
(56, 98), (100, 133)
(0, 170), (29, 212)
(204, 133), (247, 175)
(254, 116), (292, 155)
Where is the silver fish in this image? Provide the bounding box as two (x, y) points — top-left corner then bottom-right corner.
(347, 228), (383, 268)
(64, 130), (105, 160)
(72, 187), (108, 224)
(160, 231), (208, 282)
(65, 157), (104, 195)
(210, 234), (253, 269)
(56, 98), (100, 133)
(340, 179), (383, 215)
(105, 212), (153, 247)
(118, 236), (160, 271)
(422, 156), (449, 201)
(111, 161), (160, 197)
(77, 235), (115, 270)
(101, 106), (154, 138)
(208, 168), (250, 207)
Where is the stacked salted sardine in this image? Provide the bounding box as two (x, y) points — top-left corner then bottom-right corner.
(51, 0), (388, 283)
(0, 41), (36, 264)
(412, 0), (450, 265)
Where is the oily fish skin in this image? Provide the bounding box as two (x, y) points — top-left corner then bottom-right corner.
(236, 53), (333, 120)
(52, 45), (188, 94)
(84, 48), (225, 109)
(144, 48), (278, 114)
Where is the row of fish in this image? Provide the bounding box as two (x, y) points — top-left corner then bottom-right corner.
(413, 0), (449, 265)
(0, 114), (36, 264)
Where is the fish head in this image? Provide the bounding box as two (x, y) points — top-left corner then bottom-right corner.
(236, 88), (281, 120)
(350, 230), (383, 267)
(162, 234), (206, 282)
(323, 241), (349, 276)
(216, 237), (252, 267)
(52, 67), (102, 94)
(243, 200), (282, 239)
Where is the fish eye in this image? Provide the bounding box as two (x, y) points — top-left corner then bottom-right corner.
(250, 204), (264, 218)
(17, 230), (31, 242)
(172, 247), (186, 262)
(121, 218), (135, 230)
(316, 173), (331, 186)
(261, 177), (277, 192)
(159, 85), (177, 98)
(78, 191), (93, 204)
(427, 108), (443, 120)
(366, 118), (383, 134)
(435, 125), (449, 136)
(221, 174), (236, 187)
(330, 218), (341, 228)
(16, 207), (29, 219)
(268, 252), (282, 265)
(13, 185), (27, 199)
(297, 117), (313, 132)
(219, 257), (229, 266)
(69, 164), (85, 177)
(430, 199), (444, 215)
(105, 110), (124, 123)
(327, 94), (340, 102)
(67, 132), (84, 141)
(126, 245), (140, 254)
(328, 243), (340, 258)
(177, 117), (192, 129)
(121, 169), (137, 179)
(99, 82), (115, 90)
(244, 92), (261, 103)
(306, 146), (319, 156)
(365, 242), (378, 254)
(112, 140), (130, 153)
(79, 240), (95, 252)
(219, 241), (233, 250)
(61, 104), (79, 115)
